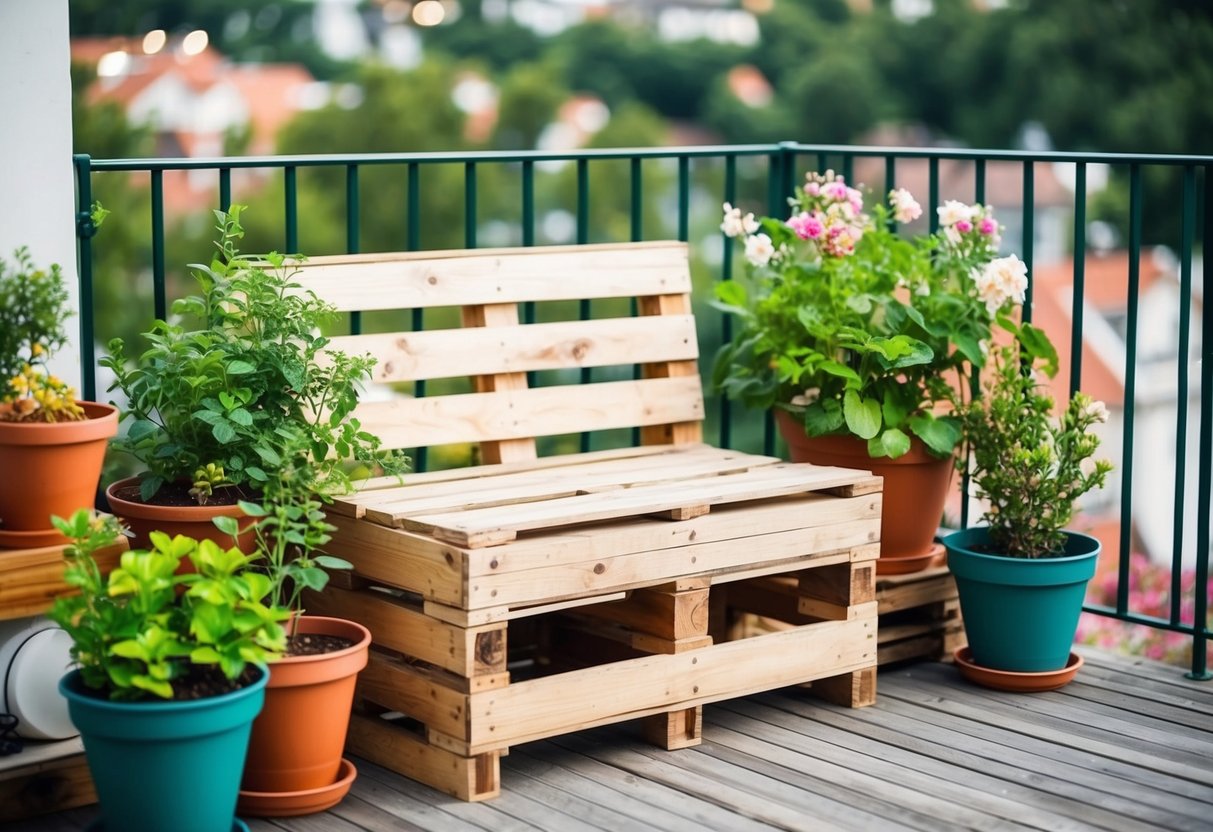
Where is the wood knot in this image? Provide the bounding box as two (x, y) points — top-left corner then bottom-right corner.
(571, 339), (590, 360)
(427, 275), (437, 285)
(593, 563), (606, 575)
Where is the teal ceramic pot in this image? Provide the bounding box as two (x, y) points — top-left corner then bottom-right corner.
(60, 667), (267, 832)
(944, 528), (1100, 673)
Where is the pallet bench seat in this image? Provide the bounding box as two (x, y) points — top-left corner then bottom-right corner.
(295, 242), (883, 800)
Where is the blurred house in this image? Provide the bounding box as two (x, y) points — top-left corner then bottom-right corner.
(72, 36), (318, 215)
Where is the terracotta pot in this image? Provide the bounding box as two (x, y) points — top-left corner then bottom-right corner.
(0, 402), (118, 544)
(239, 616), (370, 809)
(105, 476), (254, 551)
(775, 410), (953, 571)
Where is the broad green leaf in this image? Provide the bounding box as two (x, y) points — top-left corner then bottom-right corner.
(882, 395), (910, 429)
(818, 360), (861, 386)
(212, 420), (237, 444)
(1018, 323), (1060, 377)
(226, 360), (256, 375)
(868, 427), (911, 459)
(908, 413), (963, 457)
(228, 407), (253, 427)
(125, 419), (159, 442)
(803, 399), (845, 436)
(952, 331), (984, 367)
(843, 390), (882, 439)
(713, 280), (747, 308)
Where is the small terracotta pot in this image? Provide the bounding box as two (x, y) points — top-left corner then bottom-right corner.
(105, 476), (254, 551)
(240, 616), (370, 804)
(0, 402), (118, 543)
(775, 410), (953, 570)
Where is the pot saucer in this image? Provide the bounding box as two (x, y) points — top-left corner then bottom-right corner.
(953, 646), (1084, 692)
(0, 526), (68, 549)
(238, 757), (357, 817)
(876, 543), (944, 575)
(86, 820), (249, 831)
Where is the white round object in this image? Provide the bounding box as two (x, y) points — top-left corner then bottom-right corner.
(1, 621), (78, 740)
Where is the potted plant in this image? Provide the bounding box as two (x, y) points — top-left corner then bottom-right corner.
(0, 241), (119, 547)
(943, 328), (1113, 690)
(48, 509), (290, 832)
(713, 172), (1026, 572)
(102, 206), (407, 547)
(228, 439), (372, 817)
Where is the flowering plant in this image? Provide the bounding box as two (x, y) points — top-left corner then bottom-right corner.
(0, 247), (85, 422)
(956, 333), (1113, 558)
(713, 171), (1028, 459)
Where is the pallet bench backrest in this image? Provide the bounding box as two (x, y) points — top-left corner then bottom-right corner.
(292, 242), (704, 464)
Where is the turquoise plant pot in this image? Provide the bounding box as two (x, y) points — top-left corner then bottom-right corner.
(60, 667), (267, 832)
(944, 528), (1100, 673)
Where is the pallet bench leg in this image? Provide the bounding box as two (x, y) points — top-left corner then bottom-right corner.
(642, 705), (703, 750)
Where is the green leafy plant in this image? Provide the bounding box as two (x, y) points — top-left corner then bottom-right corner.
(0, 247), (84, 422)
(48, 509), (290, 700)
(956, 329), (1114, 558)
(103, 205), (409, 504)
(713, 172), (1028, 459)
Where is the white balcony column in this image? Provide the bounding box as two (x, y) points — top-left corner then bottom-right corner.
(0, 0), (81, 392)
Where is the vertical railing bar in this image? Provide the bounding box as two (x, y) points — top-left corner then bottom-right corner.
(928, 157), (940, 235)
(974, 159), (986, 205)
(464, 161), (477, 248)
(284, 166), (298, 251)
(218, 167), (232, 213)
(631, 157), (642, 446)
(407, 163), (426, 472)
(74, 155), (97, 402)
(816, 151), (827, 176)
(842, 155), (854, 185)
(885, 156), (897, 233)
(578, 159), (592, 453)
(1022, 161), (1035, 321)
(720, 154), (738, 449)
(959, 157), (989, 531)
(677, 156), (690, 243)
(150, 170), (166, 322)
(766, 149), (782, 217)
(1070, 162), (1087, 396)
(1189, 165), (1212, 680)
(1171, 165), (1196, 628)
(768, 145), (798, 456)
(522, 160), (536, 387)
(346, 164), (361, 335)
(1117, 164), (1142, 617)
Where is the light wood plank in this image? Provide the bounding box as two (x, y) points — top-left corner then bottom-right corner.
(352, 375), (704, 452)
(407, 462), (874, 547)
(293, 242), (691, 311)
(328, 315), (699, 384)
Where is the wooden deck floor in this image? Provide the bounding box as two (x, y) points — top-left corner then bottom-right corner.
(15, 647), (1213, 832)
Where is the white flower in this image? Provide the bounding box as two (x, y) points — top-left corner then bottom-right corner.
(937, 199), (975, 227)
(1082, 399), (1110, 424)
(721, 202), (759, 238)
(889, 188), (922, 224)
(973, 254), (1028, 315)
(744, 233), (776, 267)
(943, 225), (963, 247)
(915, 281), (930, 296)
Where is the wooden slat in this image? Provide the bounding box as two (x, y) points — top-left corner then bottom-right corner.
(361, 448), (780, 526)
(351, 375), (704, 452)
(327, 315), (698, 384)
(347, 714), (501, 802)
(293, 242), (691, 312)
(462, 617), (875, 752)
(406, 463), (873, 547)
(462, 302), (536, 465)
(0, 539), (127, 620)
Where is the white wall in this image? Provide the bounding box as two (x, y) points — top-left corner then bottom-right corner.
(0, 0), (80, 391)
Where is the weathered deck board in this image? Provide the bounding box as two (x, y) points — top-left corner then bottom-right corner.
(13, 647), (1213, 832)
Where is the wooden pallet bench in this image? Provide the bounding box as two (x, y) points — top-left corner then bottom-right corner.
(0, 536), (126, 821)
(295, 242), (883, 800)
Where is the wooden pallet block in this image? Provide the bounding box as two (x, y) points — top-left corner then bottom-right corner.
(0, 537), (127, 622)
(724, 562), (965, 666)
(308, 448), (882, 800)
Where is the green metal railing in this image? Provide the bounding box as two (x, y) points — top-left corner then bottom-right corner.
(73, 143), (1213, 678)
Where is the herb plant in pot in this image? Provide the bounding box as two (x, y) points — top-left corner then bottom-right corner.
(102, 207), (406, 548)
(231, 440), (374, 817)
(48, 509), (289, 832)
(0, 246), (119, 548)
(944, 327), (1113, 691)
(714, 173), (1026, 573)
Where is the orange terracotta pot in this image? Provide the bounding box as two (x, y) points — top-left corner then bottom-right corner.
(775, 410), (953, 573)
(0, 402), (119, 545)
(239, 616), (370, 806)
(104, 476), (254, 551)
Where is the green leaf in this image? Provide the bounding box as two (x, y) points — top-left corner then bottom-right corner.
(882, 396), (910, 429)
(212, 515), (241, 537)
(713, 280), (747, 308)
(313, 555), (353, 570)
(1018, 323), (1060, 377)
(868, 428), (911, 459)
(818, 360), (861, 386)
(952, 331), (984, 367)
(125, 419), (159, 442)
(803, 398), (845, 436)
(843, 390), (882, 439)
(228, 407), (253, 427)
(212, 420), (237, 444)
(226, 360), (256, 375)
(908, 413), (962, 457)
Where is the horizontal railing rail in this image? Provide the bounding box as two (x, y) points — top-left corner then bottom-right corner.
(74, 142), (1212, 678)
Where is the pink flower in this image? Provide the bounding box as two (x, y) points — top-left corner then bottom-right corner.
(787, 211), (825, 240)
(979, 217), (998, 235)
(955, 219), (973, 234)
(805, 182), (821, 196)
(824, 181), (850, 201)
(888, 188), (922, 223)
